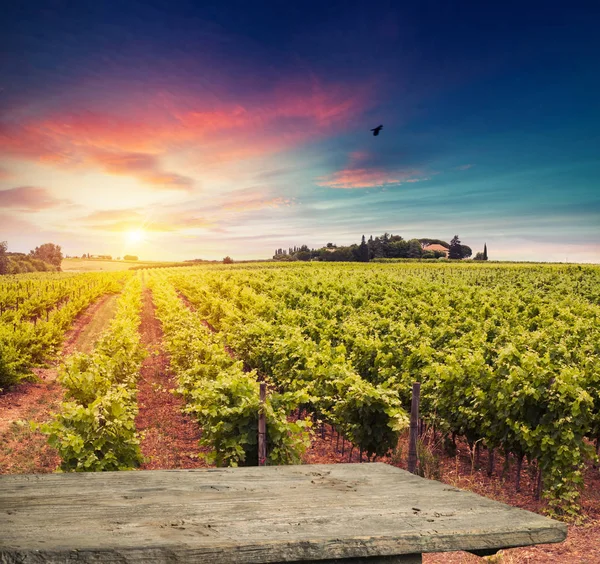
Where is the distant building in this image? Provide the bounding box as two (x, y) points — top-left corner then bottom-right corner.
(422, 244), (448, 257)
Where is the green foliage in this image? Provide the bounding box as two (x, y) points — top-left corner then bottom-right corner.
(331, 376), (407, 458)
(153, 260), (600, 516)
(0, 271), (127, 389)
(30, 242), (63, 268)
(40, 275), (144, 471)
(149, 275), (310, 467)
(41, 387), (142, 471)
(168, 270), (409, 459)
(460, 244), (472, 258)
(448, 235), (463, 259)
(358, 235), (370, 262)
(184, 372), (310, 466)
(0, 241), (8, 275)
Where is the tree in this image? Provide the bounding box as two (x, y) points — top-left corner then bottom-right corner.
(407, 239), (423, 258)
(448, 235), (463, 259)
(460, 245), (472, 259)
(0, 241), (8, 275)
(30, 243), (62, 268)
(124, 255), (138, 261)
(223, 256), (233, 264)
(358, 235), (370, 262)
(369, 236), (385, 259)
(474, 244), (489, 261)
(387, 240), (409, 258)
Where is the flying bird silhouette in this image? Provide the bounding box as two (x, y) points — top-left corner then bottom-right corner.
(371, 125), (383, 136)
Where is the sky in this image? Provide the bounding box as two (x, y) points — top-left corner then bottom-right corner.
(1, 0), (599, 262)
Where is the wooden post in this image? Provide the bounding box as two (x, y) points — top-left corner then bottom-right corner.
(535, 466), (543, 500)
(258, 383), (267, 467)
(487, 448), (495, 477)
(515, 454), (523, 492)
(407, 382), (421, 474)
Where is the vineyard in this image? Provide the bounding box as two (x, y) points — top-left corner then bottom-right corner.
(1, 262), (600, 531)
(0, 272), (128, 389)
(161, 262), (600, 517)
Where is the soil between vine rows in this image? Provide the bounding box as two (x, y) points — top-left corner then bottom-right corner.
(135, 288), (210, 469)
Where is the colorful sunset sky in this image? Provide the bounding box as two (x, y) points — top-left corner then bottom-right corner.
(2, 1), (599, 262)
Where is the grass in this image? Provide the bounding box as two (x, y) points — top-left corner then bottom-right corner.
(74, 293), (120, 354)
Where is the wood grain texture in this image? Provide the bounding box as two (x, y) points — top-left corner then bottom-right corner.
(0, 463), (566, 563)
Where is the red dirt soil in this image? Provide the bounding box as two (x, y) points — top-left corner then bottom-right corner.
(0, 293), (118, 473)
(135, 288), (210, 470)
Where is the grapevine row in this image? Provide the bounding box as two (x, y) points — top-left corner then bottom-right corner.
(41, 275), (145, 471)
(148, 272), (310, 467)
(0, 272), (129, 389)
(165, 262), (600, 516)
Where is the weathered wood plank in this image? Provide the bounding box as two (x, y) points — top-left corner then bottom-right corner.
(0, 463), (566, 563)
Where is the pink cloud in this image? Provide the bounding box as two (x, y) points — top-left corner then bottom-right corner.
(217, 186), (294, 213)
(0, 166), (12, 180)
(88, 150), (194, 190)
(0, 186), (69, 211)
(317, 151), (429, 189)
(143, 172), (194, 189)
(0, 78), (373, 175)
(89, 151), (157, 173)
(317, 169), (427, 189)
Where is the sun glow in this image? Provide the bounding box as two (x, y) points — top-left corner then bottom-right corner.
(126, 229), (145, 244)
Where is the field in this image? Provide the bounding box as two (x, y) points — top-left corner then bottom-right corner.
(1, 261), (599, 563)
(61, 258), (168, 272)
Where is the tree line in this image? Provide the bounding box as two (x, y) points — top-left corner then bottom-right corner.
(0, 242), (63, 275)
(273, 234), (486, 262)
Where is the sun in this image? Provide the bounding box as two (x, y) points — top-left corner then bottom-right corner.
(126, 229), (145, 244)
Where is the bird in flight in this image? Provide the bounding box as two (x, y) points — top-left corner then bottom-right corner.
(371, 125), (383, 136)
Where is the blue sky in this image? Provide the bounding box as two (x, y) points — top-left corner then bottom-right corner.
(1, 0), (598, 262)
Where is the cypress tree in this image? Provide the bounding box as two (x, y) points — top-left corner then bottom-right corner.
(483, 243), (488, 260)
(359, 235), (370, 262)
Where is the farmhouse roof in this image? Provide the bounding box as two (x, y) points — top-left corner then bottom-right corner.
(423, 244), (448, 254)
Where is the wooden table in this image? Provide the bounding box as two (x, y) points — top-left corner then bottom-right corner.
(0, 463), (566, 563)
